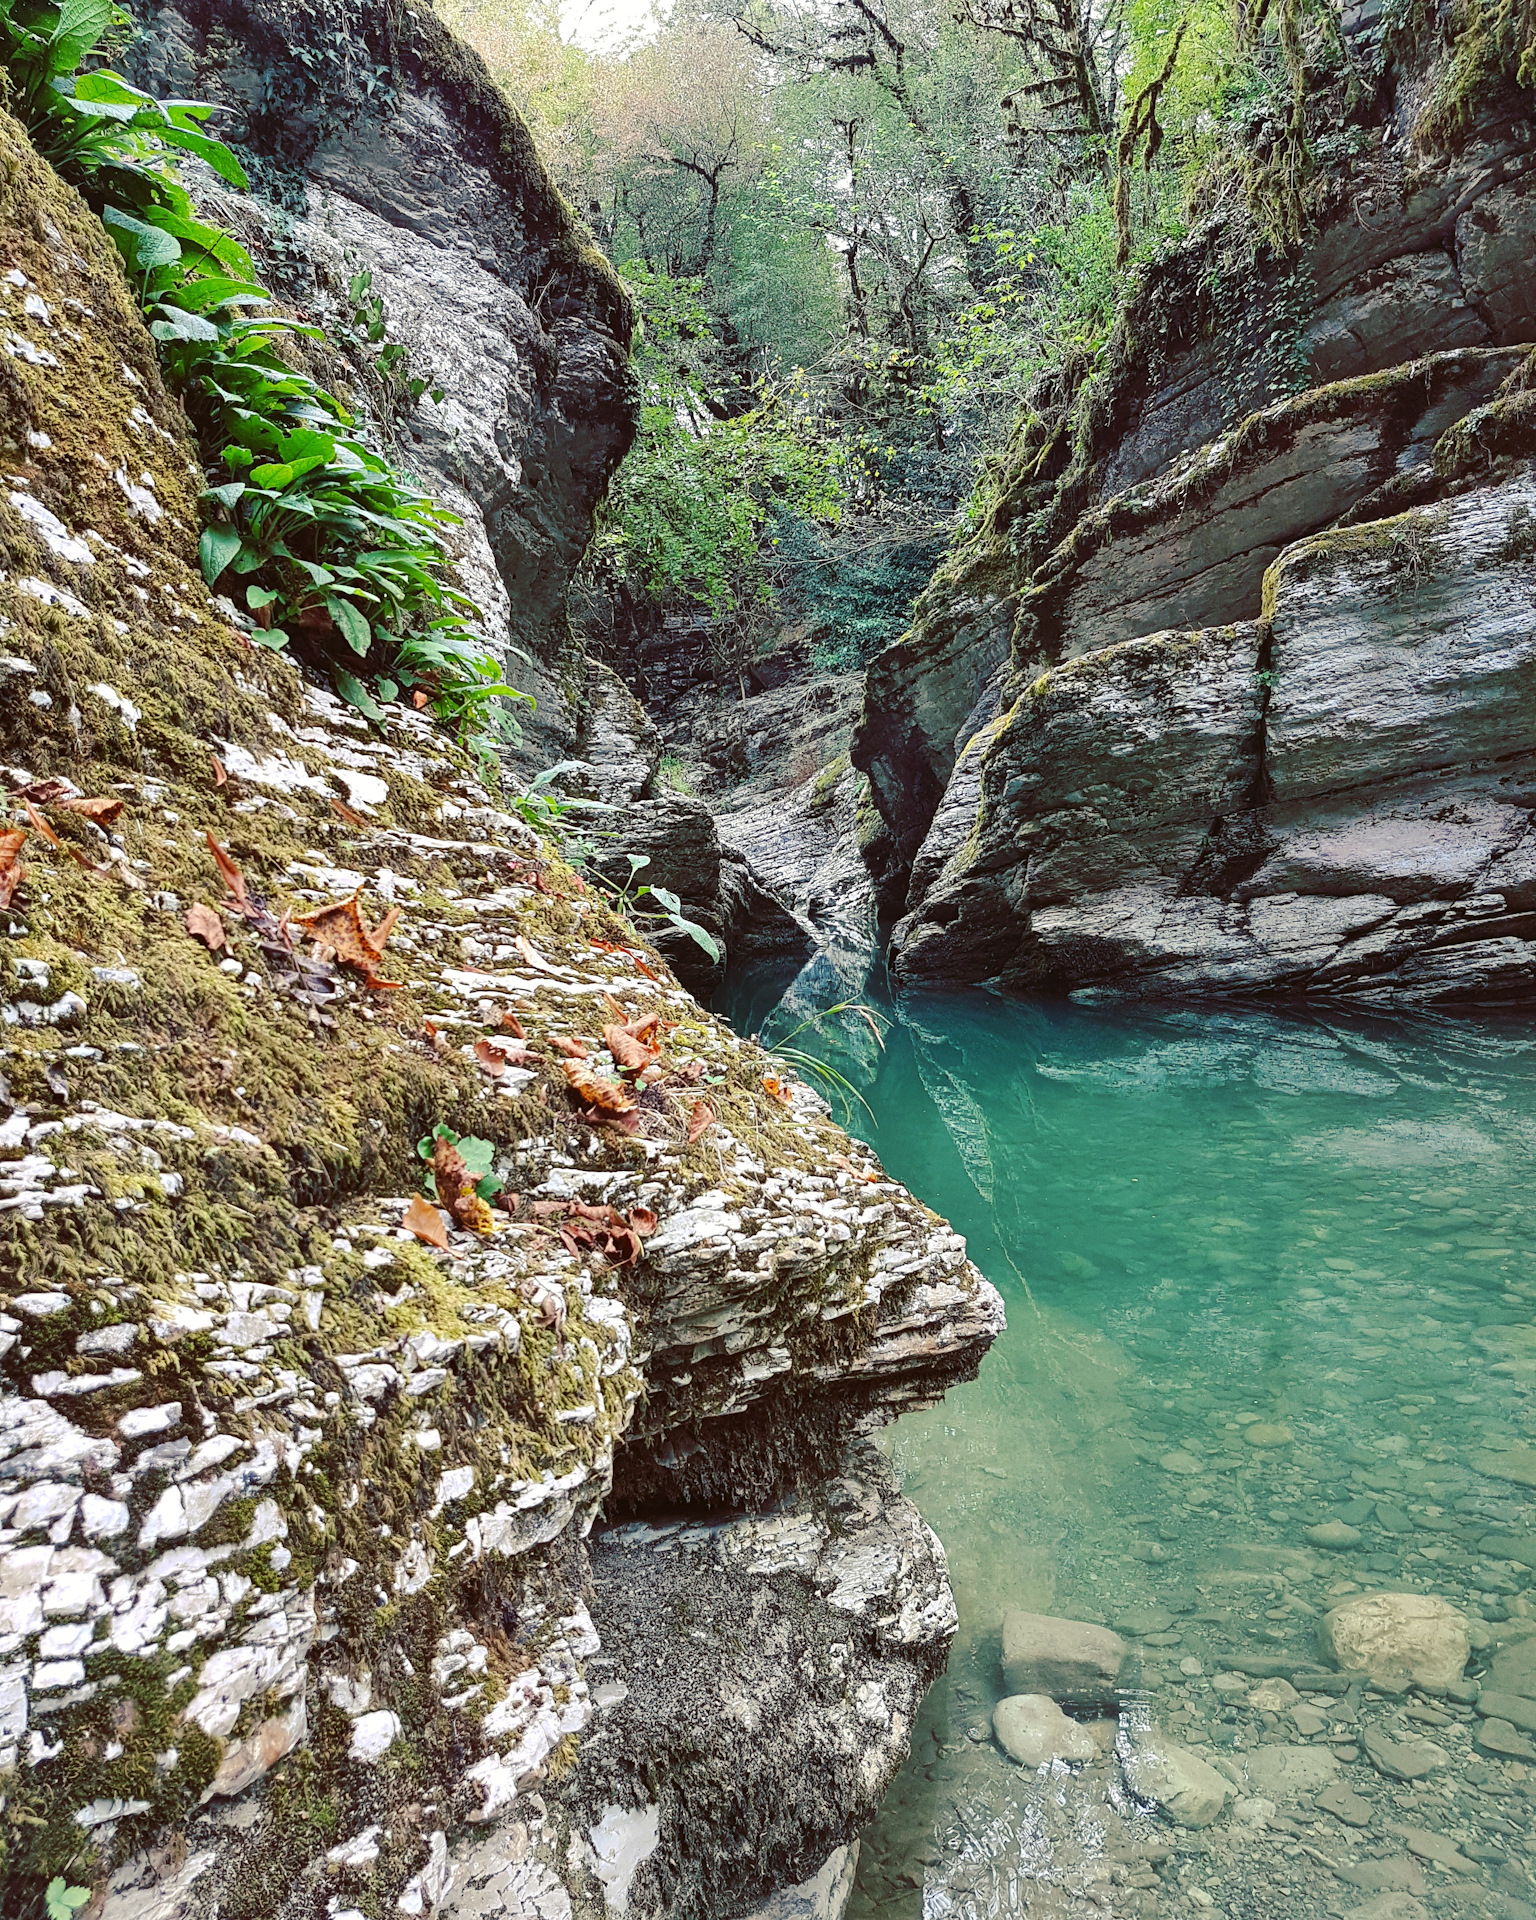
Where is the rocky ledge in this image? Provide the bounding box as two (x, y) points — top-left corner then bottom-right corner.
(0, 104), (1001, 1920)
(856, 22), (1536, 1006)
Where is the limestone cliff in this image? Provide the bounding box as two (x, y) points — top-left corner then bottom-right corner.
(856, 16), (1536, 1002)
(121, 0), (638, 774)
(0, 106), (1001, 1920)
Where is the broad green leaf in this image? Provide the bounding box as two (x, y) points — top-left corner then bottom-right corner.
(198, 525), (243, 585)
(246, 585), (280, 610)
(73, 69), (157, 108)
(154, 123), (249, 188)
(334, 671), (384, 721)
(276, 427), (337, 462)
(203, 481), (246, 510)
(150, 304), (221, 343)
(102, 206), (181, 270)
(326, 595), (371, 655)
(50, 0), (115, 74)
(253, 627), (290, 651)
(672, 915), (721, 961)
(170, 275), (270, 314)
(455, 1135), (496, 1178)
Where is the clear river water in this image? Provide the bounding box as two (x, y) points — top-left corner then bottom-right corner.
(719, 975), (1536, 1920)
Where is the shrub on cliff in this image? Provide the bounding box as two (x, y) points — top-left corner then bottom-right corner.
(0, 0), (524, 759)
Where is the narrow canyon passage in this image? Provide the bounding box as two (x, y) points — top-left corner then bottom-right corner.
(719, 979), (1536, 1919)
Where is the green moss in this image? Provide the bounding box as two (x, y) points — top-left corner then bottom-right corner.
(807, 753), (850, 811)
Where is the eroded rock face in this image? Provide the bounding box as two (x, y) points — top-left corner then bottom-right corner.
(853, 55), (1536, 937)
(123, 0), (637, 771)
(891, 461), (1536, 1003)
(0, 107), (1001, 1920)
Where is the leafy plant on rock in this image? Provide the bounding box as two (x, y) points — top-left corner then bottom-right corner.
(0, 0), (525, 756)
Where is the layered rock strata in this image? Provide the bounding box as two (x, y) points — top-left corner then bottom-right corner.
(123, 0), (637, 772)
(856, 34), (1536, 1000)
(0, 106), (1001, 1920)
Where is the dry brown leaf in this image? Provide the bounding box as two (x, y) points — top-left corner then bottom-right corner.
(548, 1034), (588, 1060)
(330, 797), (367, 826)
(64, 848), (114, 883)
(686, 1098), (716, 1145)
(500, 1010), (526, 1039)
(0, 828), (25, 909)
(23, 799), (60, 849)
(563, 1060), (636, 1116)
(632, 956), (660, 982)
(430, 1134), (497, 1234)
(55, 795), (125, 826)
(474, 1036), (530, 1075)
(430, 1133), (472, 1209)
(762, 1074), (793, 1106)
(206, 832), (248, 911)
(514, 934), (561, 977)
(631, 1205), (658, 1236)
(211, 755), (228, 789)
(830, 1151), (880, 1184)
(13, 778), (69, 805)
(185, 903), (226, 952)
(292, 891), (403, 990)
(402, 1194), (449, 1251)
(603, 1022), (661, 1073)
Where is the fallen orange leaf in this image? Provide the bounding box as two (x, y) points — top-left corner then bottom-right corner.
(292, 891), (404, 990)
(686, 1098), (716, 1144)
(500, 1010), (526, 1039)
(475, 1036), (530, 1075)
(430, 1134), (497, 1234)
(762, 1074), (793, 1105)
(23, 799), (59, 849)
(331, 797), (367, 827)
(55, 796), (124, 826)
(185, 902), (226, 951)
(548, 1034), (588, 1060)
(604, 1022), (660, 1073)
(402, 1194), (449, 1250)
(514, 935), (561, 977)
(563, 1060), (636, 1116)
(206, 832), (248, 910)
(0, 828), (25, 908)
(211, 755), (228, 789)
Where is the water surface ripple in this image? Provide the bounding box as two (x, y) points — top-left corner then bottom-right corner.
(726, 988), (1536, 1920)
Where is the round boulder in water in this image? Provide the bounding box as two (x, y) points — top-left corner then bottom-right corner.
(992, 1694), (1098, 1767)
(1318, 1592), (1470, 1690)
(1121, 1726), (1235, 1828)
(1308, 1519), (1363, 1551)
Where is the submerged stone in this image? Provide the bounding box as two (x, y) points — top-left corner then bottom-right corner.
(1318, 1593), (1470, 1690)
(992, 1694), (1098, 1767)
(1001, 1611), (1126, 1705)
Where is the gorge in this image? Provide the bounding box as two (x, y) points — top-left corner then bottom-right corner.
(2, 0), (1536, 1915)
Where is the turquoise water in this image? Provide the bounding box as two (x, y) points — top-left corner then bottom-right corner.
(722, 981), (1536, 1918)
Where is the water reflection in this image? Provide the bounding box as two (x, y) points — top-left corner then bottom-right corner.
(717, 971), (1536, 1919)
